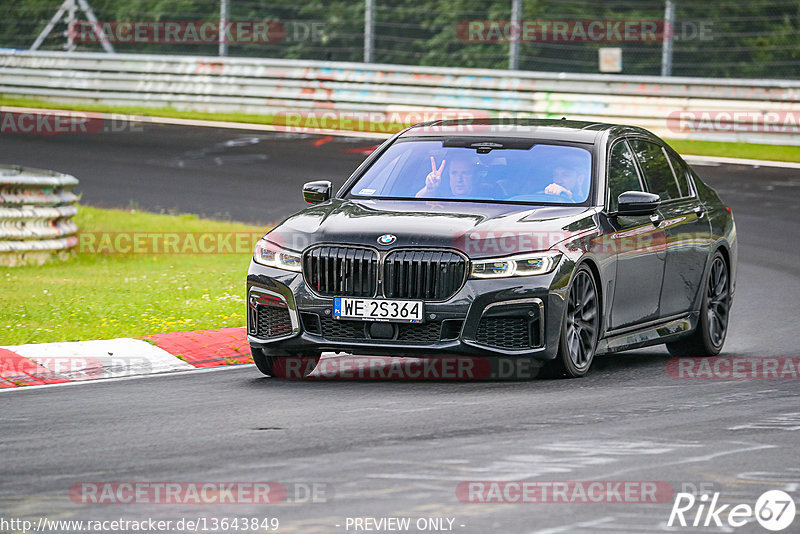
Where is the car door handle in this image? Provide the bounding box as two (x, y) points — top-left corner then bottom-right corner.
(693, 206), (705, 219)
(649, 213), (662, 226)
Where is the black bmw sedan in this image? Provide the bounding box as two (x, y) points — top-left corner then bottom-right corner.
(247, 119), (736, 378)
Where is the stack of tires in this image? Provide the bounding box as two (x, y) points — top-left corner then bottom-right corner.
(0, 165), (79, 266)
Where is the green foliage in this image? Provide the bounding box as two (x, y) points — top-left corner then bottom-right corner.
(1, 1), (797, 78)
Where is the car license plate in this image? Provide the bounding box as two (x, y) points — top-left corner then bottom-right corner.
(333, 297), (424, 323)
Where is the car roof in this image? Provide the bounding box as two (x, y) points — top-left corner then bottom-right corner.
(400, 118), (653, 144)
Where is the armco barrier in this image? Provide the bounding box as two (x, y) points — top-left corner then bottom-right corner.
(0, 165), (79, 266)
(0, 50), (799, 145)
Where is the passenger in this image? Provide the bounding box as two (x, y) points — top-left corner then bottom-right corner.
(543, 162), (590, 201)
(416, 155), (482, 198)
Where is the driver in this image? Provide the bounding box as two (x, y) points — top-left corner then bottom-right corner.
(543, 163), (589, 201)
(416, 155), (481, 198)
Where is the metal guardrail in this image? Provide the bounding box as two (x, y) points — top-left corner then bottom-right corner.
(0, 50), (799, 145)
(0, 165), (79, 266)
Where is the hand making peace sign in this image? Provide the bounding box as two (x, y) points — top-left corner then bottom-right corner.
(415, 156), (448, 198)
(424, 156), (446, 191)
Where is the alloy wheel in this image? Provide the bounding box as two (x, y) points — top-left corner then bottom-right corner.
(706, 256), (730, 347)
(565, 270), (599, 369)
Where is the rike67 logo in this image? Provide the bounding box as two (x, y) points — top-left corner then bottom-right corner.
(668, 490), (795, 531)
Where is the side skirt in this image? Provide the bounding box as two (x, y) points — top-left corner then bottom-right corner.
(597, 312), (699, 355)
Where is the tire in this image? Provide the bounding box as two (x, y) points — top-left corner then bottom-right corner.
(541, 265), (600, 378)
(250, 347), (320, 379)
(666, 252), (731, 357)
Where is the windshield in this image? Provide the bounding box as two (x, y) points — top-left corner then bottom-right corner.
(348, 139), (593, 204)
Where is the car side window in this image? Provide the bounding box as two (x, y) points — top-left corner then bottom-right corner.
(665, 151), (692, 198)
(607, 140), (642, 212)
(628, 139), (680, 201)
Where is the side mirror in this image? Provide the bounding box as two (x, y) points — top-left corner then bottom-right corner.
(616, 191), (661, 216)
(302, 181), (332, 204)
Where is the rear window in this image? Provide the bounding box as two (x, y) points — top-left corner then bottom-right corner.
(348, 139), (593, 204)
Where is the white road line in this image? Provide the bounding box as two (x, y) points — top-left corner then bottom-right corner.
(0, 362), (251, 393)
(529, 516), (616, 534)
(597, 441), (776, 480)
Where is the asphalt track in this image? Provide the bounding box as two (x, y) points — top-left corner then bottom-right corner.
(2, 124), (800, 533)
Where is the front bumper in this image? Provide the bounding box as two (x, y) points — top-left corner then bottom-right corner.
(246, 260), (569, 360)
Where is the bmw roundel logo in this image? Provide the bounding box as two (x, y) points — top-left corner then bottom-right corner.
(377, 234), (396, 245)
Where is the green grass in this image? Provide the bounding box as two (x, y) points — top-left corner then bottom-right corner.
(1, 206), (267, 345)
(5, 94), (799, 162)
(0, 94), (407, 134)
(0, 94), (280, 126)
(665, 139), (800, 163)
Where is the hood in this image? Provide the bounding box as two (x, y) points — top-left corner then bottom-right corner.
(267, 198), (598, 258)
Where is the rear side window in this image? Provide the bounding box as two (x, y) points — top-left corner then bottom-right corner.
(665, 151), (692, 198)
(628, 139), (680, 200)
(607, 140), (642, 212)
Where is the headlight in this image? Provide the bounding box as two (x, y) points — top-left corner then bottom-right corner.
(253, 238), (302, 272)
(470, 252), (560, 279)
